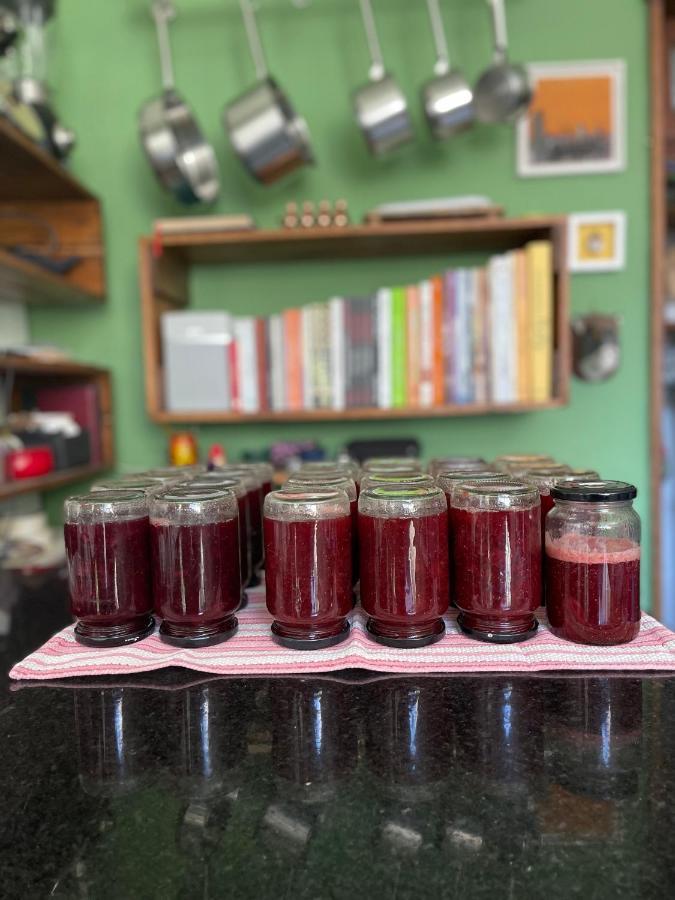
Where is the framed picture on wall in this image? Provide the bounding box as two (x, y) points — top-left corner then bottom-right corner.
(516, 60), (626, 177)
(568, 211), (627, 272)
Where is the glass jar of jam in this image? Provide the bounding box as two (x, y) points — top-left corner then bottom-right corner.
(359, 472), (434, 491)
(188, 474), (252, 601)
(494, 453), (554, 474)
(64, 490), (154, 646)
(359, 485), (449, 647)
(362, 457), (422, 473)
(545, 481), (641, 645)
(452, 481), (541, 642)
(428, 456), (486, 477)
(254, 462), (275, 498)
(264, 489), (352, 649)
(285, 473), (359, 586)
(150, 486), (241, 647)
(92, 476), (166, 494)
(218, 466), (264, 578)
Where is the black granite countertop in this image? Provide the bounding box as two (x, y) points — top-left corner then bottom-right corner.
(0, 570), (674, 899)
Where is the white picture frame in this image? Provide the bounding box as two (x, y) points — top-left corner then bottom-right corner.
(517, 60), (626, 178)
(567, 211), (627, 273)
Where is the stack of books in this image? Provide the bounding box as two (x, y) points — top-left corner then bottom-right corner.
(161, 240), (554, 414)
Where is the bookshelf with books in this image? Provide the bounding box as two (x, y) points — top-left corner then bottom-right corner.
(139, 217), (569, 424)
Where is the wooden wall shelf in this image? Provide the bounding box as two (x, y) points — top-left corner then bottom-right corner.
(139, 216), (570, 425)
(0, 118), (106, 304)
(0, 355), (114, 499)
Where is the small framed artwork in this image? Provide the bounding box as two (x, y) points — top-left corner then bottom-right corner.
(567, 211), (627, 273)
(517, 60), (626, 177)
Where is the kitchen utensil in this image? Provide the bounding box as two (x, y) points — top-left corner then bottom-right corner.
(420, 0), (474, 139)
(0, 7), (18, 56)
(474, 0), (531, 124)
(139, 0), (220, 205)
(223, 0), (314, 185)
(352, 0), (413, 156)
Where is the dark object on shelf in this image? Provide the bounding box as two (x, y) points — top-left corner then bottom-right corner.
(14, 429), (91, 470)
(572, 314), (621, 383)
(139, 1), (219, 205)
(223, 0), (314, 185)
(346, 438), (420, 463)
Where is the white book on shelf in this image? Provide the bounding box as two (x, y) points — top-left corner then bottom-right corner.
(455, 269), (473, 404)
(233, 316), (259, 413)
(269, 314), (286, 412)
(418, 279), (434, 407)
(301, 304), (315, 410)
(329, 297), (346, 410)
(376, 288), (392, 408)
(489, 254), (517, 404)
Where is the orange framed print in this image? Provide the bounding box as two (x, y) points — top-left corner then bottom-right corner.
(568, 211), (626, 272)
(517, 61), (626, 177)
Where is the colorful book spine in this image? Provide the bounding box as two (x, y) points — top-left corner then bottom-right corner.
(526, 241), (554, 402)
(391, 287), (407, 407)
(472, 270), (488, 405)
(489, 254), (517, 404)
(376, 288), (393, 409)
(233, 317), (259, 413)
(255, 316), (269, 413)
(283, 308), (302, 411)
(513, 250), (529, 403)
(329, 297), (346, 410)
(406, 285), (421, 407)
(315, 303), (331, 408)
(442, 271), (455, 404)
(269, 314), (285, 411)
(454, 269), (474, 404)
(418, 279), (435, 408)
(431, 275), (445, 407)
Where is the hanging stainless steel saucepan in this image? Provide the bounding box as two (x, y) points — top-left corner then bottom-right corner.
(421, 0), (474, 139)
(352, 0), (413, 156)
(139, 0), (220, 205)
(474, 0), (531, 124)
(223, 0), (314, 185)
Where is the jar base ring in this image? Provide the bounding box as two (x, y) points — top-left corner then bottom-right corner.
(74, 616), (156, 648)
(366, 617), (445, 648)
(271, 619), (350, 651)
(457, 614), (538, 644)
(159, 617), (239, 648)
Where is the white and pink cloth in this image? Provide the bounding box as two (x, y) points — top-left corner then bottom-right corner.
(9, 589), (675, 680)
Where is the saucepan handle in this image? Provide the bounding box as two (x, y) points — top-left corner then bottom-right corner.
(358, 0), (385, 82)
(487, 0), (508, 65)
(239, 0), (269, 81)
(151, 0), (176, 92)
(426, 0), (450, 77)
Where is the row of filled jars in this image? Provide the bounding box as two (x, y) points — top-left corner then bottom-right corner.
(63, 452), (641, 650)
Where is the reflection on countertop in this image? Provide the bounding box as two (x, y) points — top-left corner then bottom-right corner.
(0, 574), (674, 898)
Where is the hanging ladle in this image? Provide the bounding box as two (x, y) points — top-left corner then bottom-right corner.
(421, 0), (474, 139)
(474, 0), (531, 124)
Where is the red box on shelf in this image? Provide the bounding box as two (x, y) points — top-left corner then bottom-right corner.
(5, 446), (55, 480)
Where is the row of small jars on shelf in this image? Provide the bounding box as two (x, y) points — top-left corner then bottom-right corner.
(62, 452), (641, 650)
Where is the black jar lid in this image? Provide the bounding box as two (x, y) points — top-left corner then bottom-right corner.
(551, 480), (637, 502)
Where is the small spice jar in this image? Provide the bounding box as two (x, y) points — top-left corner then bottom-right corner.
(64, 490), (154, 646)
(545, 481), (641, 645)
(150, 486), (241, 647)
(264, 489), (352, 649)
(285, 473), (359, 586)
(359, 485), (449, 647)
(189, 473), (252, 599)
(452, 481), (541, 642)
(428, 456), (487, 477)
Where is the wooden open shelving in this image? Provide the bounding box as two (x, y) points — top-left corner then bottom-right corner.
(0, 355), (113, 500)
(139, 215), (570, 424)
(0, 117), (106, 304)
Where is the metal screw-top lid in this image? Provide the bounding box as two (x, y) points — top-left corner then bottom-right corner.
(550, 480), (637, 503)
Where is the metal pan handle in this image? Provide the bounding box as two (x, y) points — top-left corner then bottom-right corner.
(425, 0), (450, 77)
(151, 0), (176, 92)
(239, 0), (269, 81)
(486, 0), (508, 65)
(358, 0), (385, 82)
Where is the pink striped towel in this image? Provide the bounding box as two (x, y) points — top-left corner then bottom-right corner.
(9, 590), (675, 680)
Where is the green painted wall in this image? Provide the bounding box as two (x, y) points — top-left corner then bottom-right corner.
(30, 0), (650, 603)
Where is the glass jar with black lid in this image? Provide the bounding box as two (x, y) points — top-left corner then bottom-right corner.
(545, 480), (641, 645)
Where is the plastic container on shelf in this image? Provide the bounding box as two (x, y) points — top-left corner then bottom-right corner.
(64, 490), (154, 647)
(452, 480), (541, 642)
(546, 481), (641, 646)
(264, 489), (352, 649)
(359, 484), (449, 648)
(150, 486), (241, 647)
